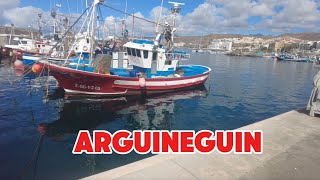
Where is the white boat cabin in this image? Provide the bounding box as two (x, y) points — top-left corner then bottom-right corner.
(123, 39), (190, 78)
(5, 37), (52, 54)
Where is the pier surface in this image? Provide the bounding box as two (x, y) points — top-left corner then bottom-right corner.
(83, 109), (320, 179)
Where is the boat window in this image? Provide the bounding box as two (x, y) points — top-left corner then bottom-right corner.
(127, 48), (131, 55)
(143, 50), (148, 59)
(136, 49), (141, 57)
(37, 45), (41, 48)
(42, 45), (45, 47)
(152, 52), (157, 60)
(132, 48), (136, 56)
(21, 41), (27, 44)
(86, 38), (89, 44)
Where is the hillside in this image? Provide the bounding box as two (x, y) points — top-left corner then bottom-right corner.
(280, 32), (320, 41)
(175, 32), (320, 47)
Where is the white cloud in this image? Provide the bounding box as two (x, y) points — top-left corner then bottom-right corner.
(177, 0), (320, 35)
(1, 0), (320, 36)
(4, 6), (43, 28)
(0, 0), (20, 24)
(252, 0), (320, 33)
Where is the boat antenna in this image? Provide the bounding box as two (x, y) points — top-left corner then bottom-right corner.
(168, 1), (184, 44)
(124, 0), (128, 19)
(48, 5), (91, 56)
(38, 13), (42, 36)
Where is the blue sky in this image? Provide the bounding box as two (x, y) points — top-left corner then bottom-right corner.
(20, 0), (204, 16)
(1, 0), (320, 36)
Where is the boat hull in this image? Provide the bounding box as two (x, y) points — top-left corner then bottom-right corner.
(38, 62), (211, 97)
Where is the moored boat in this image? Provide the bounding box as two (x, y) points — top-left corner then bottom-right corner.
(36, 0), (211, 97)
(275, 53), (312, 62)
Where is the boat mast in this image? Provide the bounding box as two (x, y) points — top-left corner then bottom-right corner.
(168, 1), (184, 45)
(90, 0), (104, 60)
(9, 24), (14, 45)
(86, 0), (89, 16)
(38, 13), (42, 36)
(156, 0), (164, 33)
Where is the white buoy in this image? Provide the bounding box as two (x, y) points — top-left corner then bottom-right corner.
(139, 78), (146, 87)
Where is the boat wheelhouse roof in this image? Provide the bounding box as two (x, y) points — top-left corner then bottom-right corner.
(132, 39), (153, 45)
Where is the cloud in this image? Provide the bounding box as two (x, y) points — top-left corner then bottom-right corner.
(1, 0), (320, 36)
(252, 0), (320, 33)
(4, 6), (43, 28)
(0, 0), (44, 29)
(177, 0), (320, 35)
(0, 0), (20, 24)
(102, 6), (172, 37)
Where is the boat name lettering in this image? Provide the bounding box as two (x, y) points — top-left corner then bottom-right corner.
(75, 83), (101, 90)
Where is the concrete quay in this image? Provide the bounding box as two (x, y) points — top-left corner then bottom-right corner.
(83, 109), (320, 180)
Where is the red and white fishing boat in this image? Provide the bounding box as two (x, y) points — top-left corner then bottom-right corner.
(36, 0), (211, 97)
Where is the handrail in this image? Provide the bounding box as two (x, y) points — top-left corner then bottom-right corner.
(165, 52), (190, 60)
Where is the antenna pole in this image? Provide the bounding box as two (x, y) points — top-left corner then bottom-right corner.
(168, 1), (184, 45)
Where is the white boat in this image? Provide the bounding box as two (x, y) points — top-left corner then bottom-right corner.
(5, 37), (53, 54)
(275, 53), (312, 62)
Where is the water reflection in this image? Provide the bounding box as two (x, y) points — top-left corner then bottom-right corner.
(2, 54), (319, 180)
(38, 86), (208, 140)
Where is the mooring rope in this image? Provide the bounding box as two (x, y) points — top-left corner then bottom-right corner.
(16, 134), (44, 180)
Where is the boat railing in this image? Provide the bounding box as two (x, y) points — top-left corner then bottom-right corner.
(165, 52), (190, 60)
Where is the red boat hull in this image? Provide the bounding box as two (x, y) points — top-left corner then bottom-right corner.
(38, 62), (211, 96)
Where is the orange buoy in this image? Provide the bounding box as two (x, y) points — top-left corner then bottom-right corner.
(32, 64), (42, 73)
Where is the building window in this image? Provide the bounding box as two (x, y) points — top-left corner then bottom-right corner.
(143, 50), (148, 59)
(132, 48), (136, 56)
(136, 49), (141, 57)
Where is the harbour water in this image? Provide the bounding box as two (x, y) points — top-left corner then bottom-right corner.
(0, 54), (318, 179)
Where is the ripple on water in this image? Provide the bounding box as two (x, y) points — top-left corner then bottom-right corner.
(0, 55), (318, 179)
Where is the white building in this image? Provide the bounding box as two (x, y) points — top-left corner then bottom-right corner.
(173, 42), (185, 47)
(209, 40), (232, 51)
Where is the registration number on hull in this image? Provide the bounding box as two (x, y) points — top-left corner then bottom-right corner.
(75, 83), (101, 91)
